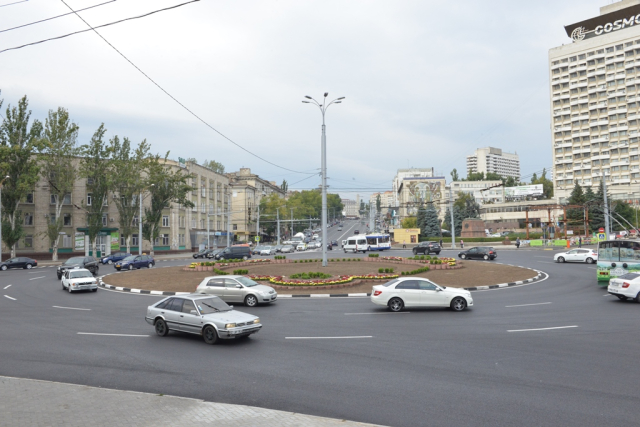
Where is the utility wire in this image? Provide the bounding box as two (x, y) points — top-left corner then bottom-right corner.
(0, 0), (116, 34)
(0, 0), (28, 8)
(53, 0), (316, 176)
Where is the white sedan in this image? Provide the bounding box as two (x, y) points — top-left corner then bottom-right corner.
(296, 243), (307, 251)
(281, 245), (294, 253)
(61, 268), (98, 293)
(260, 246), (273, 255)
(371, 277), (473, 312)
(608, 273), (640, 302)
(554, 248), (598, 264)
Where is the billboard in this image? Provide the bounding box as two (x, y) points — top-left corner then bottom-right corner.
(504, 184), (543, 197)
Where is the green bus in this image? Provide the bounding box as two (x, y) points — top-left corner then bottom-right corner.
(597, 239), (640, 282)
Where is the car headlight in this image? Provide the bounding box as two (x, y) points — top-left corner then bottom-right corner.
(253, 318), (260, 324)
(225, 323), (236, 329)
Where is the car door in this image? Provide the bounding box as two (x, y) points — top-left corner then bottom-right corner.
(417, 280), (447, 307)
(202, 278), (225, 299)
(131, 256), (142, 268)
(178, 299), (202, 334)
(161, 298), (185, 331)
(394, 280), (421, 307)
(223, 278), (245, 303)
(575, 249), (589, 262)
(564, 250), (578, 262)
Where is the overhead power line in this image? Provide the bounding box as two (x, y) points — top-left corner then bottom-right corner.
(49, 0), (316, 176)
(0, 0), (28, 8)
(0, 0), (116, 34)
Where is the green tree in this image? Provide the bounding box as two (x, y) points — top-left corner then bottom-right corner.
(416, 204), (426, 234)
(566, 181), (585, 229)
(281, 179), (288, 192)
(202, 159), (225, 174)
(589, 180), (606, 231)
(109, 136), (150, 253)
(612, 200), (636, 230)
(485, 172), (503, 181)
(583, 185), (597, 232)
(142, 153), (195, 254)
(39, 107), (79, 260)
(531, 168), (553, 198)
(79, 124), (112, 257)
(376, 194), (381, 212)
(466, 171), (485, 181)
(0, 95), (44, 257)
(401, 216), (417, 228)
(423, 203), (441, 237)
(450, 168), (459, 182)
(504, 176), (519, 187)
(359, 199), (365, 215)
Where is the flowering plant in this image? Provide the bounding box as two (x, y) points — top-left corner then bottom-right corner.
(250, 273), (399, 286)
(380, 256), (403, 261)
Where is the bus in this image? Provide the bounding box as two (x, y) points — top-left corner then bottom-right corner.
(597, 239), (640, 282)
(364, 234), (391, 251)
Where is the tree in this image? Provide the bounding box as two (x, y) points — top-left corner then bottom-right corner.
(280, 179), (288, 192)
(422, 203), (441, 237)
(485, 172), (503, 181)
(566, 181), (585, 229)
(531, 168), (553, 199)
(0, 95), (44, 257)
(79, 124), (112, 257)
(612, 200), (636, 231)
(504, 176), (519, 187)
(589, 180), (606, 232)
(450, 168), (459, 182)
(39, 107), (79, 260)
(466, 171), (485, 181)
(584, 185), (597, 233)
(359, 199), (365, 215)
(142, 152), (194, 254)
(109, 136), (150, 253)
(376, 194), (381, 212)
(202, 159), (225, 174)
(401, 216), (417, 229)
(416, 204), (426, 234)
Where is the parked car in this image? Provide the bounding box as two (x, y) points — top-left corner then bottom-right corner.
(281, 245), (294, 253)
(193, 249), (214, 259)
(195, 275), (277, 307)
(608, 272), (640, 301)
(215, 245), (252, 260)
(57, 256), (99, 279)
(251, 246), (264, 255)
(61, 268), (98, 293)
(296, 242), (307, 251)
(274, 245), (284, 253)
(0, 256), (38, 271)
(458, 247), (497, 260)
(260, 246), (274, 256)
(371, 277), (473, 312)
(146, 294), (262, 344)
(206, 249), (224, 259)
(101, 252), (131, 265)
(412, 241), (441, 255)
(115, 254), (155, 271)
(554, 248), (598, 264)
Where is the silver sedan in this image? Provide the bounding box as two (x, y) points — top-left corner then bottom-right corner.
(145, 294), (262, 344)
(196, 275), (277, 307)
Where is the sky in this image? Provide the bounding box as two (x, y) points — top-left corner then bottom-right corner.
(0, 0), (614, 202)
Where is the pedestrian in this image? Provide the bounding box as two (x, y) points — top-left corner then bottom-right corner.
(460, 239), (464, 249)
(579, 236), (582, 248)
(439, 239), (443, 247)
(402, 240), (406, 249)
(516, 237), (520, 249)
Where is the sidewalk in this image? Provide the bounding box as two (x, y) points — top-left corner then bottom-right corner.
(0, 376), (385, 427)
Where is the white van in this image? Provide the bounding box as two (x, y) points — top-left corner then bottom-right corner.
(343, 236), (368, 253)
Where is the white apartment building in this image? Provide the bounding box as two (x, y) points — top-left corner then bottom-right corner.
(341, 198), (358, 217)
(551, 0), (640, 202)
(466, 147), (520, 180)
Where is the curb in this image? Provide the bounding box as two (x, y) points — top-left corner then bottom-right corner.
(98, 262), (548, 297)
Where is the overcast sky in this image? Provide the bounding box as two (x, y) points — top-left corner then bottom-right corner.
(0, 0), (611, 201)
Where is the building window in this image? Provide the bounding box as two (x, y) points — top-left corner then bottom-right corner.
(24, 235), (33, 248)
(50, 213), (56, 225)
(63, 213), (72, 226)
(233, 224), (238, 230)
(162, 215), (169, 227)
(191, 218), (196, 228)
(162, 234), (169, 246)
(24, 212), (33, 226)
(62, 234), (72, 248)
(87, 193), (92, 206)
(25, 193), (34, 203)
(63, 193), (71, 205)
(102, 213), (108, 226)
(133, 215), (139, 226)
(132, 234), (139, 246)
(50, 194), (57, 205)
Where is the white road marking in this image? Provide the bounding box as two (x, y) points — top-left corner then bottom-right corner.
(28, 276), (45, 280)
(505, 302), (552, 308)
(77, 332), (149, 337)
(3, 285), (11, 289)
(508, 325), (578, 333)
(53, 306), (91, 311)
(4, 295), (16, 300)
(344, 312), (410, 315)
(603, 294), (612, 297)
(285, 336), (373, 339)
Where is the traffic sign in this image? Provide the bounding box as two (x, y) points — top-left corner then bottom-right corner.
(598, 232), (606, 241)
(255, 236), (260, 242)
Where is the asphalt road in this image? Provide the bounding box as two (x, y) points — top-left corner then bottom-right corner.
(1, 222), (638, 427)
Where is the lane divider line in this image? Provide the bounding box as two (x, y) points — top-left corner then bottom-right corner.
(29, 276), (46, 280)
(4, 295), (16, 301)
(3, 285), (11, 289)
(505, 302), (552, 308)
(53, 306), (91, 311)
(508, 325), (578, 333)
(285, 336), (373, 339)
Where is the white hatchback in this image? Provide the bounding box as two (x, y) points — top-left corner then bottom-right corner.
(608, 273), (640, 302)
(61, 268), (98, 293)
(554, 248), (598, 264)
(371, 277), (473, 312)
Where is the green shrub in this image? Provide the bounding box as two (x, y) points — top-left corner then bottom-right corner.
(401, 266), (430, 275)
(233, 269), (249, 275)
(378, 268), (384, 273)
(368, 253), (379, 258)
(213, 268), (228, 275)
(290, 272), (332, 279)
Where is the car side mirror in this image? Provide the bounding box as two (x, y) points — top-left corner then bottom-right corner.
(190, 310), (198, 315)
(435, 288), (442, 292)
(236, 284), (242, 288)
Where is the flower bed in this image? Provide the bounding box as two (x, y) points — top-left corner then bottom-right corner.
(249, 273), (399, 286)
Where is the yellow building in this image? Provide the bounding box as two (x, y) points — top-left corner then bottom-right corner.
(393, 228), (420, 245)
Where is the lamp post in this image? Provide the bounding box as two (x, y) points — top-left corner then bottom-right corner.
(303, 93), (345, 267)
(0, 175), (10, 262)
(139, 184), (154, 255)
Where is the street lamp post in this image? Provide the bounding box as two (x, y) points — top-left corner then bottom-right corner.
(303, 93), (344, 267)
(0, 175), (10, 262)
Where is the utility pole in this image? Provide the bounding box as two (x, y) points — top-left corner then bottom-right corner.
(291, 208), (294, 238)
(227, 192), (231, 248)
(449, 186), (456, 249)
(256, 204), (260, 245)
(603, 174), (610, 238)
(276, 209), (280, 245)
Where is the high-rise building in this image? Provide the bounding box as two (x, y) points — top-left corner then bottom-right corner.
(550, 0), (640, 202)
(466, 147), (520, 180)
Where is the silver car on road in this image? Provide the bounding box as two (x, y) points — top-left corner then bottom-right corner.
(195, 275), (277, 307)
(145, 294), (262, 344)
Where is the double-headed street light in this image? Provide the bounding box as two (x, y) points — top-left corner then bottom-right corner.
(0, 175), (10, 262)
(303, 93), (345, 267)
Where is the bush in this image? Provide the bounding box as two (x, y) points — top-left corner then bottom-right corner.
(213, 268), (228, 275)
(294, 260), (298, 263)
(400, 266), (430, 275)
(368, 253), (379, 258)
(290, 272), (332, 279)
(233, 269), (249, 275)
(274, 255), (286, 260)
(378, 268), (384, 273)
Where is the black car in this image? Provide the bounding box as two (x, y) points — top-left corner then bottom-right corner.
(215, 245), (252, 260)
(331, 240), (338, 246)
(458, 246), (497, 260)
(412, 241), (441, 255)
(193, 249), (214, 259)
(0, 257), (38, 271)
(354, 230), (360, 234)
(206, 249), (223, 259)
(57, 256), (99, 279)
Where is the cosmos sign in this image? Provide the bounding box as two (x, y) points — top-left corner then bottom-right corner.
(565, 4), (640, 42)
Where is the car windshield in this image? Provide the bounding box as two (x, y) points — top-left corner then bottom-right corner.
(70, 271), (93, 279)
(236, 277), (258, 287)
(64, 257), (85, 265)
(122, 256), (136, 262)
(196, 297), (231, 314)
(263, 246), (271, 250)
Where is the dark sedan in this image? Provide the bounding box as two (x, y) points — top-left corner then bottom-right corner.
(331, 240), (338, 246)
(0, 257), (38, 271)
(101, 251), (131, 265)
(115, 254), (155, 271)
(193, 249), (215, 259)
(412, 241), (441, 255)
(57, 256), (99, 279)
(458, 246), (497, 260)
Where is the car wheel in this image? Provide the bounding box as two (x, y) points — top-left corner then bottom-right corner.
(460, 254), (466, 259)
(245, 294), (258, 307)
(91, 288), (97, 292)
(585, 257), (593, 264)
(243, 256), (248, 261)
(344, 249), (347, 253)
(617, 295), (628, 301)
(128, 265), (133, 271)
(0, 265), (6, 271)
(25, 263), (32, 269)
(108, 260), (113, 264)
(635, 292), (640, 303)
(450, 297), (467, 311)
(557, 256), (565, 263)
(62, 281), (66, 290)
(148, 262), (154, 268)
(57, 274), (62, 280)
(68, 284), (73, 293)
(412, 249), (417, 255)
(155, 319), (169, 336)
(203, 325), (218, 344)
(388, 297), (404, 312)
(483, 255), (489, 260)
(435, 252), (440, 255)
